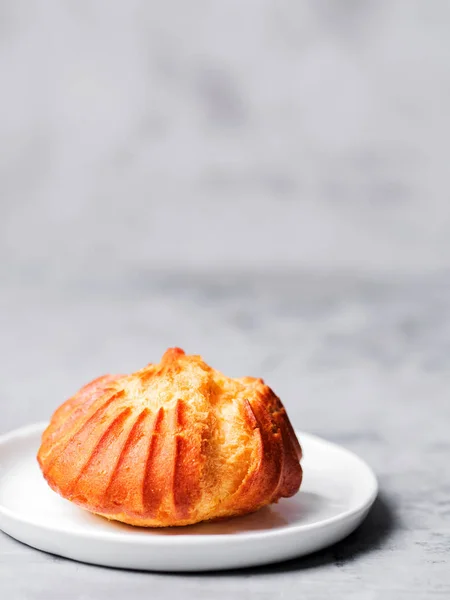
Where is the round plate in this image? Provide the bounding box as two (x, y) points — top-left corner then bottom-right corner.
(0, 422), (377, 572)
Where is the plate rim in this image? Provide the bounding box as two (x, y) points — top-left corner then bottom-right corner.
(0, 421), (378, 546)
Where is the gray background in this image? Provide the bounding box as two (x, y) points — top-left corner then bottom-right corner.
(2, 0), (450, 275)
(1, 1), (449, 598)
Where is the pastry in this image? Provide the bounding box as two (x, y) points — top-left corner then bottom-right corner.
(37, 348), (302, 527)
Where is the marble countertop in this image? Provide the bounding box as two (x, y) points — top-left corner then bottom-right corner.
(1, 270), (449, 598)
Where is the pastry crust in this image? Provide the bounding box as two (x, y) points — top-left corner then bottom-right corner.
(37, 348), (302, 527)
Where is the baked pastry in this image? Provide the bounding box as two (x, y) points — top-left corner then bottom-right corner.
(37, 348), (302, 527)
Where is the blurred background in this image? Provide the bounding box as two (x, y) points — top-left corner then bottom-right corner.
(1, 0), (450, 436)
(2, 1), (450, 276)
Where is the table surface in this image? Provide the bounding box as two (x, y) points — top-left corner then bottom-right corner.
(1, 270), (449, 599)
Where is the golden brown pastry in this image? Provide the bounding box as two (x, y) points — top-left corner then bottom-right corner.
(37, 348), (302, 527)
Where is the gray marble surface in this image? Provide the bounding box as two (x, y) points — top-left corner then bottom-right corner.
(1, 270), (449, 598)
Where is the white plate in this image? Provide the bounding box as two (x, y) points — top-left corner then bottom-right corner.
(0, 422), (377, 572)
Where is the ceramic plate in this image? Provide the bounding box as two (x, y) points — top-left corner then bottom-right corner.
(0, 422), (377, 571)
